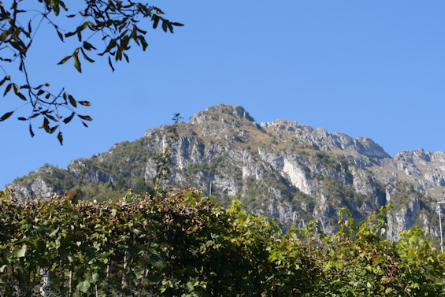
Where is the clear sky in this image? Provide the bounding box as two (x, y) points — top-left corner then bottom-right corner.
(1, 0), (444, 188)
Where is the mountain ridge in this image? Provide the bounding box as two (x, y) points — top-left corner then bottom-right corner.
(7, 104), (445, 240)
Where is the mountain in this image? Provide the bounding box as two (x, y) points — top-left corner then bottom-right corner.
(7, 104), (445, 239)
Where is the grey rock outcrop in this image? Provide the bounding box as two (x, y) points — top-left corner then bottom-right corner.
(7, 104), (444, 240)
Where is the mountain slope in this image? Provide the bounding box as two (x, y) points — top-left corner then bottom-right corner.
(8, 104), (445, 239)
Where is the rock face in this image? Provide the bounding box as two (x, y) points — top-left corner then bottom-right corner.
(7, 104), (445, 239)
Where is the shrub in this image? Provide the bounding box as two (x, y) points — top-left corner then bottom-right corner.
(0, 189), (443, 296)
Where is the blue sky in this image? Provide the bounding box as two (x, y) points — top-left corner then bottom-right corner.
(1, 0), (444, 188)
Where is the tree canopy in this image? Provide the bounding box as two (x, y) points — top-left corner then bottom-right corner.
(0, 0), (182, 144)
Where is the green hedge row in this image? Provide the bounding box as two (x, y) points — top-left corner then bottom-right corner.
(0, 188), (444, 296)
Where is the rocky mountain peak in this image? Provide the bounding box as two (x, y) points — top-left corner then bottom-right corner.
(189, 104), (255, 125)
(8, 104), (445, 241)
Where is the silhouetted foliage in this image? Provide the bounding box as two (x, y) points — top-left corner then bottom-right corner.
(0, 1), (182, 144)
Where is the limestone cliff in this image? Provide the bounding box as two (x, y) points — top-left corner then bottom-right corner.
(8, 104), (445, 240)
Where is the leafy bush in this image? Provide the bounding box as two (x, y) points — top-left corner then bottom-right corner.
(0, 189), (444, 296)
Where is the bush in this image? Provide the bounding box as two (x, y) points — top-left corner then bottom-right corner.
(0, 189), (444, 296)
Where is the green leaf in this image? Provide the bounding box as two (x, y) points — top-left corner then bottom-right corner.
(52, 0), (60, 16)
(13, 86), (27, 101)
(78, 280), (91, 293)
(57, 55), (72, 65)
(15, 244), (27, 258)
(73, 52), (82, 73)
(49, 227), (60, 237)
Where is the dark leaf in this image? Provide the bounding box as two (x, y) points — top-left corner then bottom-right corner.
(15, 92), (27, 101)
(46, 114), (58, 122)
(3, 83), (12, 96)
(152, 15), (160, 29)
(83, 41), (97, 50)
(63, 112), (75, 124)
(137, 28), (147, 34)
(68, 95), (77, 107)
(0, 111), (14, 121)
(167, 22), (174, 33)
(40, 117), (50, 132)
(65, 31), (76, 38)
(57, 30), (64, 41)
(138, 36), (148, 51)
(78, 101), (91, 106)
(29, 124), (35, 137)
(101, 39), (117, 55)
(108, 57), (115, 71)
(57, 131), (63, 145)
(49, 125), (59, 134)
(80, 48), (95, 63)
(17, 117), (27, 121)
(0, 75), (10, 86)
(78, 114), (92, 121)
(153, 7), (164, 14)
(162, 20), (168, 32)
(82, 121), (88, 127)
